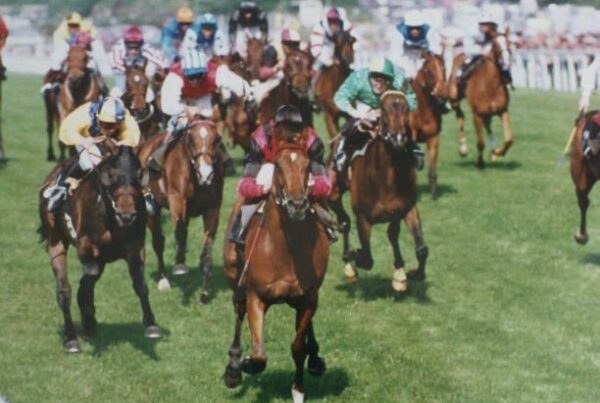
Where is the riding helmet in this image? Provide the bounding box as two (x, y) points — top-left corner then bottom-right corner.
(274, 105), (303, 126)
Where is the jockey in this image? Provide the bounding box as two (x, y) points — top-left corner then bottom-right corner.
(577, 58), (600, 112)
(228, 1), (269, 58)
(42, 12), (110, 94)
(333, 56), (421, 172)
(42, 97), (140, 211)
(310, 6), (353, 81)
(390, 10), (442, 79)
(228, 104), (336, 245)
(161, 6), (198, 64)
(181, 13), (228, 60)
(109, 26), (169, 102)
(476, 13), (511, 84)
(0, 16), (8, 81)
(148, 49), (255, 174)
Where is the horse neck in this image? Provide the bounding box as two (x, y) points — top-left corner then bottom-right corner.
(67, 70), (93, 105)
(412, 74), (439, 121)
(361, 137), (413, 189)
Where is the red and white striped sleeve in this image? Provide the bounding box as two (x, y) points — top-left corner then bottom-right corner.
(110, 40), (125, 72)
(142, 45), (169, 70)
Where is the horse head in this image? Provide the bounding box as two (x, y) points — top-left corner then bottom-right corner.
(66, 45), (89, 80)
(380, 91), (411, 149)
(283, 49), (312, 99)
(418, 51), (448, 102)
(97, 145), (143, 227)
(333, 30), (356, 67)
(124, 57), (153, 121)
(245, 37), (264, 79)
(273, 137), (311, 221)
(185, 119), (221, 186)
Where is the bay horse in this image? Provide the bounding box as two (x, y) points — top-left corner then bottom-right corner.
(329, 91), (428, 291)
(38, 145), (161, 352)
(138, 119), (224, 303)
(223, 92), (256, 151)
(222, 140), (329, 403)
(257, 48), (313, 127)
(245, 37), (264, 80)
(44, 45), (102, 161)
(448, 37), (513, 168)
(409, 51), (449, 199)
(122, 59), (158, 145)
(313, 30), (355, 141)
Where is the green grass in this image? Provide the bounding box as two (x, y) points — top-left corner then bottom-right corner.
(1, 74), (599, 403)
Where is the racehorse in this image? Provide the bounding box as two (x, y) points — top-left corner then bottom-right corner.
(222, 140), (329, 403)
(257, 48), (313, 127)
(409, 50), (449, 199)
(223, 92), (256, 151)
(448, 36), (513, 168)
(38, 144), (161, 352)
(245, 37), (264, 80)
(313, 30), (355, 141)
(122, 59), (158, 145)
(329, 91), (428, 291)
(44, 45), (102, 161)
(138, 119), (224, 303)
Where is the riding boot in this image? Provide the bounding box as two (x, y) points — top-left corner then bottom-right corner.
(43, 161), (86, 212)
(312, 204), (338, 243)
(334, 136), (348, 173)
(227, 211), (244, 246)
(219, 142), (236, 176)
(0, 63), (6, 81)
(408, 141), (425, 171)
(501, 69), (514, 89)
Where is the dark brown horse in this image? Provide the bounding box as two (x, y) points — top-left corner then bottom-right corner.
(138, 119), (224, 303)
(38, 145), (161, 352)
(45, 45), (101, 161)
(448, 37), (513, 168)
(330, 91), (428, 291)
(222, 141), (329, 403)
(245, 37), (264, 80)
(313, 30), (355, 140)
(409, 50), (449, 199)
(258, 48), (313, 127)
(122, 60), (158, 145)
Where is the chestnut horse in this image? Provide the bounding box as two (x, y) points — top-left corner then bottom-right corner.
(448, 37), (513, 168)
(313, 30), (355, 141)
(409, 51), (449, 199)
(44, 45), (101, 161)
(222, 141), (329, 403)
(330, 91), (428, 291)
(245, 37), (264, 80)
(138, 119), (224, 303)
(122, 60), (158, 145)
(258, 49), (313, 127)
(38, 145), (161, 352)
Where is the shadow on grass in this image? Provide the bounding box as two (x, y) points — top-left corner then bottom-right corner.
(150, 263), (231, 306)
(452, 159), (521, 171)
(87, 321), (170, 360)
(335, 272), (431, 304)
(231, 367), (349, 402)
(416, 183), (458, 201)
(581, 253), (600, 266)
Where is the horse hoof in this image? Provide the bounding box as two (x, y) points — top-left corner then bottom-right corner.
(343, 263), (357, 283)
(392, 268), (408, 292)
(158, 277), (171, 291)
(291, 387), (305, 403)
(241, 357), (267, 375)
(172, 264), (190, 276)
(223, 363), (242, 388)
(475, 158), (485, 169)
(199, 290), (210, 304)
(490, 152), (499, 162)
(47, 154), (56, 162)
(308, 355), (326, 377)
(574, 231), (589, 245)
(64, 340), (81, 353)
(458, 143), (468, 157)
(144, 325), (162, 339)
(406, 269), (426, 282)
(355, 252), (374, 270)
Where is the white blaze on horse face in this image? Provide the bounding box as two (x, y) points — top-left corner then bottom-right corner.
(134, 74), (141, 83)
(199, 157), (213, 182)
(199, 126), (208, 139)
(290, 152), (297, 162)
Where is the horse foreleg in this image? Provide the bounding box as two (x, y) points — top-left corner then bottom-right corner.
(44, 92), (56, 161)
(492, 111), (514, 158)
(48, 241), (78, 352)
(575, 184), (594, 245)
(305, 320), (326, 377)
(126, 249), (161, 338)
(224, 287), (247, 388)
(454, 103), (468, 157)
(354, 215), (374, 270)
(77, 260), (105, 338)
(148, 206), (168, 290)
(242, 291), (267, 375)
(199, 209), (219, 304)
(473, 113), (485, 169)
(173, 215), (190, 275)
(403, 206), (428, 281)
(426, 135), (440, 199)
(388, 218), (408, 292)
(291, 299), (318, 403)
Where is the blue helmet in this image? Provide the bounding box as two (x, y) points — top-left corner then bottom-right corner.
(199, 13), (218, 31)
(182, 49), (207, 76)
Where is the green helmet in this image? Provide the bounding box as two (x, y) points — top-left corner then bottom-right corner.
(368, 57), (395, 80)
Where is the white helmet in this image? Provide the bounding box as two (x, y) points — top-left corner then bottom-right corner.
(404, 10), (426, 27)
(478, 13), (498, 26)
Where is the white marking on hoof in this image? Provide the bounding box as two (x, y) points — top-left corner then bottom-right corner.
(490, 152), (498, 162)
(343, 263), (357, 283)
(158, 277), (171, 291)
(291, 387), (304, 403)
(172, 264), (189, 276)
(459, 142), (468, 157)
(392, 268), (408, 292)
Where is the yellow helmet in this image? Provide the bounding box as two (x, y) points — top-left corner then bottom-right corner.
(66, 12), (83, 26)
(96, 97), (126, 124)
(176, 6), (194, 24)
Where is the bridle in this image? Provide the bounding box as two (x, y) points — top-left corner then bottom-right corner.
(379, 91), (410, 149)
(184, 120), (219, 185)
(272, 143), (310, 220)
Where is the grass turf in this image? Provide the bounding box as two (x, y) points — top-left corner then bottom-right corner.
(0, 74), (599, 402)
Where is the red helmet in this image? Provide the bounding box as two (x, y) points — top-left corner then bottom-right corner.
(124, 26), (144, 45)
(326, 7), (340, 20)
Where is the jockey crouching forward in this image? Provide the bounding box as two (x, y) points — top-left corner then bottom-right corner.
(161, 6), (198, 64)
(333, 56), (422, 173)
(181, 13), (228, 61)
(228, 105), (337, 246)
(147, 49), (256, 175)
(43, 97), (140, 211)
(310, 7), (353, 83)
(229, 1), (269, 58)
